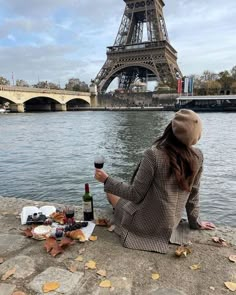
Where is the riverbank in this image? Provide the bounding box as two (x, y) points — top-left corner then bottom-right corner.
(0, 196), (236, 295)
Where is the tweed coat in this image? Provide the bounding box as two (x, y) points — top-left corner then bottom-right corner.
(104, 146), (203, 253)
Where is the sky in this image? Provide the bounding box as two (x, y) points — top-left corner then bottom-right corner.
(0, 0), (236, 88)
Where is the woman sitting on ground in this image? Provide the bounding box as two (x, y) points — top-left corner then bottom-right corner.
(95, 109), (215, 253)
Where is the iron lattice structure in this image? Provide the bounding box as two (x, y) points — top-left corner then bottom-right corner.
(95, 0), (182, 93)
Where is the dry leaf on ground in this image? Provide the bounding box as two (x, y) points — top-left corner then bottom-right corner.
(23, 228), (33, 238)
(50, 243), (63, 257)
(68, 263), (78, 273)
(151, 273), (160, 280)
(190, 263), (201, 270)
(0, 257), (4, 264)
(85, 260), (97, 270)
(59, 237), (74, 248)
(96, 269), (107, 277)
(209, 286), (215, 291)
(1, 267), (16, 281)
(224, 281), (236, 292)
(42, 281), (60, 293)
(99, 280), (112, 288)
(212, 237), (228, 247)
(229, 255), (236, 263)
(12, 292), (26, 295)
(44, 237), (57, 253)
(89, 235), (97, 241)
(75, 255), (83, 262)
(175, 245), (192, 257)
(96, 218), (110, 226)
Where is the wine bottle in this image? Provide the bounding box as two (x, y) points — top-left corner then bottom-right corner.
(82, 183), (94, 221)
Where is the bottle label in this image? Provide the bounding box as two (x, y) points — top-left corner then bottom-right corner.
(83, 201), (92, 213)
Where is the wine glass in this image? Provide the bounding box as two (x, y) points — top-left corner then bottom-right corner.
(94, 155), (105, 169)
(63, 206), (75, 225)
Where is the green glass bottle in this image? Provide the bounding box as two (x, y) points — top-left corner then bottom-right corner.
(83, 183), (94, 221)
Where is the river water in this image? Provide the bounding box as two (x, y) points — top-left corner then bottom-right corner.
(0, 111), (235, 226)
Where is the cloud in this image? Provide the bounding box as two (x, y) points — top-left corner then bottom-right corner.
(0, 0), (235, 87)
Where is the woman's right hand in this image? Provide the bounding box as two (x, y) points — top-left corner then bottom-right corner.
(199, 221), (216, 230)
(94, 168), (108, 184)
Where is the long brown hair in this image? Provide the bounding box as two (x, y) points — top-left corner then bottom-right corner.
(154, 122), (199, 192)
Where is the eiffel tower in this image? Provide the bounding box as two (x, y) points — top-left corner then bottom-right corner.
(95, 0), (182, 93)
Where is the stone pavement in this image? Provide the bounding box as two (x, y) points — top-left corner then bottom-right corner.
(0, 196), (236, 295)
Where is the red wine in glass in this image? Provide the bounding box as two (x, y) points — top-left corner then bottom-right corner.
(64, 207), (75, 225)
(94, 155), (105, 169)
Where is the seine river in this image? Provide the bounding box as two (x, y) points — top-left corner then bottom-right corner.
(0, 111), (235, 226)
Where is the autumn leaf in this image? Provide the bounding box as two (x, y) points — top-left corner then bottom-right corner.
(151, 273), (160, 280)
(224, 281), (236, 291)
(42, 281), (60, 293)
(75, 255), (83, 262)
(175, 245), (192, 257)
(212, 237), (228, 247)
(12, 292), (27, 295)
(229, 255), (236, 263)
(96, 269), (107, 277)
(1, 267), (16, 281)
(99, 280), (112, 288)
(190, 263), (201, 270)
(44, 237), (57, 253)
(96, 218), (109, 226)
(85, 260), (96, 270)
(50, 243), (63, 257)
(68, 263), (78, 273)
(23, 228), (33, 238)
(89, 235), (98, 241)
(59, 237), (75, 248)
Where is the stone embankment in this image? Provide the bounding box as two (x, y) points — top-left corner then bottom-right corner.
(0, 196), (235, 295)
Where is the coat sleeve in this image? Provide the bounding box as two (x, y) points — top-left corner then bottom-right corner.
(104, 148), (156, 204)
(185, 150), (203, 229)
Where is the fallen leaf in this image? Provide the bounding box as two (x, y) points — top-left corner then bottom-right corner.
(75, 255), (83, 262)
(224, 281), (236, 292)
(99, 280), (112, 288)
(68, 264), (78, 273)
(1, 267), (16, 281)
(107, 225), (115, 232)
(212, 237), (228, 247)
(190, 263), (201, 270)
(85, 260), (97, 270)
(79, 248), (86, 254)
(96, 218), (109, 226)
(44, 237), (57, 253)
(42, 281), (60, 293)
(89, 235), (98, 241)
(50, 243), (63, 257)
(229, 255), (236, 263)
(151, 273), (160, 280)
(59, 237), (74, 248)
(209, 286), (215, 291)
(12, 292), (26, 295)
(175, 245), (192, 257)
(23, 228), (33, 238)
(0, 257), (4, 264)
(96, 269), (107, 277)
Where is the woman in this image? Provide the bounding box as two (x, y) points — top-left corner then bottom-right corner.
(95, 109), (215, 253)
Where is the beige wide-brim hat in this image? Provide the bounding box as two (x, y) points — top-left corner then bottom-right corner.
(172, 109), (202, 146)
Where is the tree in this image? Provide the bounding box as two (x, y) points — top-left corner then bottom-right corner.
(200, 70), (218, 81)
(0, 76), (10, 85)
(65, 78), (89, 92)
(16, 79), (29, 87)
(217, 71), (233, 90)
(231, 66), (236, 80)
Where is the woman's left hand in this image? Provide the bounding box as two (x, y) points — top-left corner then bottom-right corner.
(199, 221), (216, 230)
(94, 168), (109, 183)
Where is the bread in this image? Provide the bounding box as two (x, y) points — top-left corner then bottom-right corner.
(50, 212), (65, 224)
(65, 229), (86, 242)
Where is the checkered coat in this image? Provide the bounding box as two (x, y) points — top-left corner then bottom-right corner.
(104, 146), (203, 253)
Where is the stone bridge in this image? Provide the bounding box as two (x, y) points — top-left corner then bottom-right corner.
(0, 85), (97, 112)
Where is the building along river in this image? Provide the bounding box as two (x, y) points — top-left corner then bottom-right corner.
(0, 111), (235, 226)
